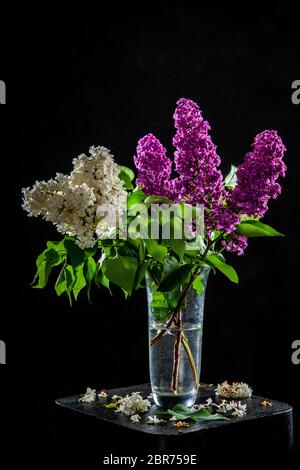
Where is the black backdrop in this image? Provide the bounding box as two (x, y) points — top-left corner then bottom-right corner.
(1, 3), (300, 460)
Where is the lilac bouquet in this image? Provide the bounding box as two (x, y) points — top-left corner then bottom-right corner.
(22, 97), (286, 400)
(22, 96), (286, 311)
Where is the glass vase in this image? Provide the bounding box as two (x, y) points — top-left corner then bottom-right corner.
(146, 266), (210, 408)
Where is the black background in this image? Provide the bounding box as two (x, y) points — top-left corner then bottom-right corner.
(1, 2), (300, 461)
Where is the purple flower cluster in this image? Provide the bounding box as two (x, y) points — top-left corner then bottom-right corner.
(134, 133), (174, 199)
(222, 235), (248, 256)
(133, 99), (286, 256)
(208, 202), (240, 234)
(230, 130), (286, 217)
(173, 98), (223, 206)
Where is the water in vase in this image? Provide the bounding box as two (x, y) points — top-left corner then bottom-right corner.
(149, 321), (203, 407)
(146, 266), (210, 408)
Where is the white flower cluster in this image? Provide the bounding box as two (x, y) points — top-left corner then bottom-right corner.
(130, 414), (141, 423)
(78, 387), (97, 403)
(114, 392), (151, 417)
(146, 415), (166, 425)
(215, 381), (253, 399)
(193, 396), (248, 418)
(216, 400), (247, 417)
(22, 146), (127, 248)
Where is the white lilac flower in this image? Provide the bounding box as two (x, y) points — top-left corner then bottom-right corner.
(98, 390), (108, 398)
(78, 387), (96, 403)
(146, 415), (165, 424)
(190, 395), (248, 418)
(231, 401), (247, 417)
(115, 392), (151, 417)
(216, 400), (233, 414)
(22, 146), (127, 249)
(216, 399), (247, 417)
(215, 381), (253, 399)
(191, 398), (215, 411)
(130, 414), (141, 423)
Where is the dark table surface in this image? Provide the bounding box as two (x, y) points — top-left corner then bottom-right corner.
(55, 383), (293, 453)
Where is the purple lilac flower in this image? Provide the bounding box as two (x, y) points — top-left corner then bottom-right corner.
(133, 100), (286, 257)
(173, 98), (241, 234)
(173, 98), (223, 206)
(230, 130), (286, 217)
(222, 235), (248, 256)
(134, 133), (174, 198)
(208, 202), (241, 234)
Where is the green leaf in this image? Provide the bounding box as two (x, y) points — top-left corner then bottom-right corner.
(171, 404), (195, 416)
(73, 264), (87, 300)
(137, 238), (146, 262)
(189, 408), (229, 422)
(119, 174), (134, 190)
(64, 238), (85, 267)
(150, 290), (170, 323)
(87, 256), (97, 282)
(144, 239), (168, 263)
(104, 402), (118, 409)
(168, 238), (185, 262)
(144, 195), (174, 207)
(55, 261), (85, 301)
(167, 404), (229, 422)
(224, 165), (237, 189)
(118, 166), (135, 190)
(64, 264), (76, 305)
(236, 220), (284, 237)
(98, 272), (110, 290)
(205, 254), (238, 283)
(84, 245), (99, 258)
(159, 256), (180, 280)
(166, 410), (191, 421)
(85, 257), (97, 302)
(102, 256), (138, 296)
(46, 240), (67, 259)
(127, 237), (140, 252)
(118, 165), (135, 182)
(192, 275), (204, 295)
(64, 264), (75, 287)
(33, 248), (61, 288)
(158, 263), (194, 292)
(127, 187), (145, 208)
(134, 261), (147, 289)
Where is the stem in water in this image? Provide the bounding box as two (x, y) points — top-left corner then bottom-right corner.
(181, 334), (199, 389)
(171, 309), (182, 393)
